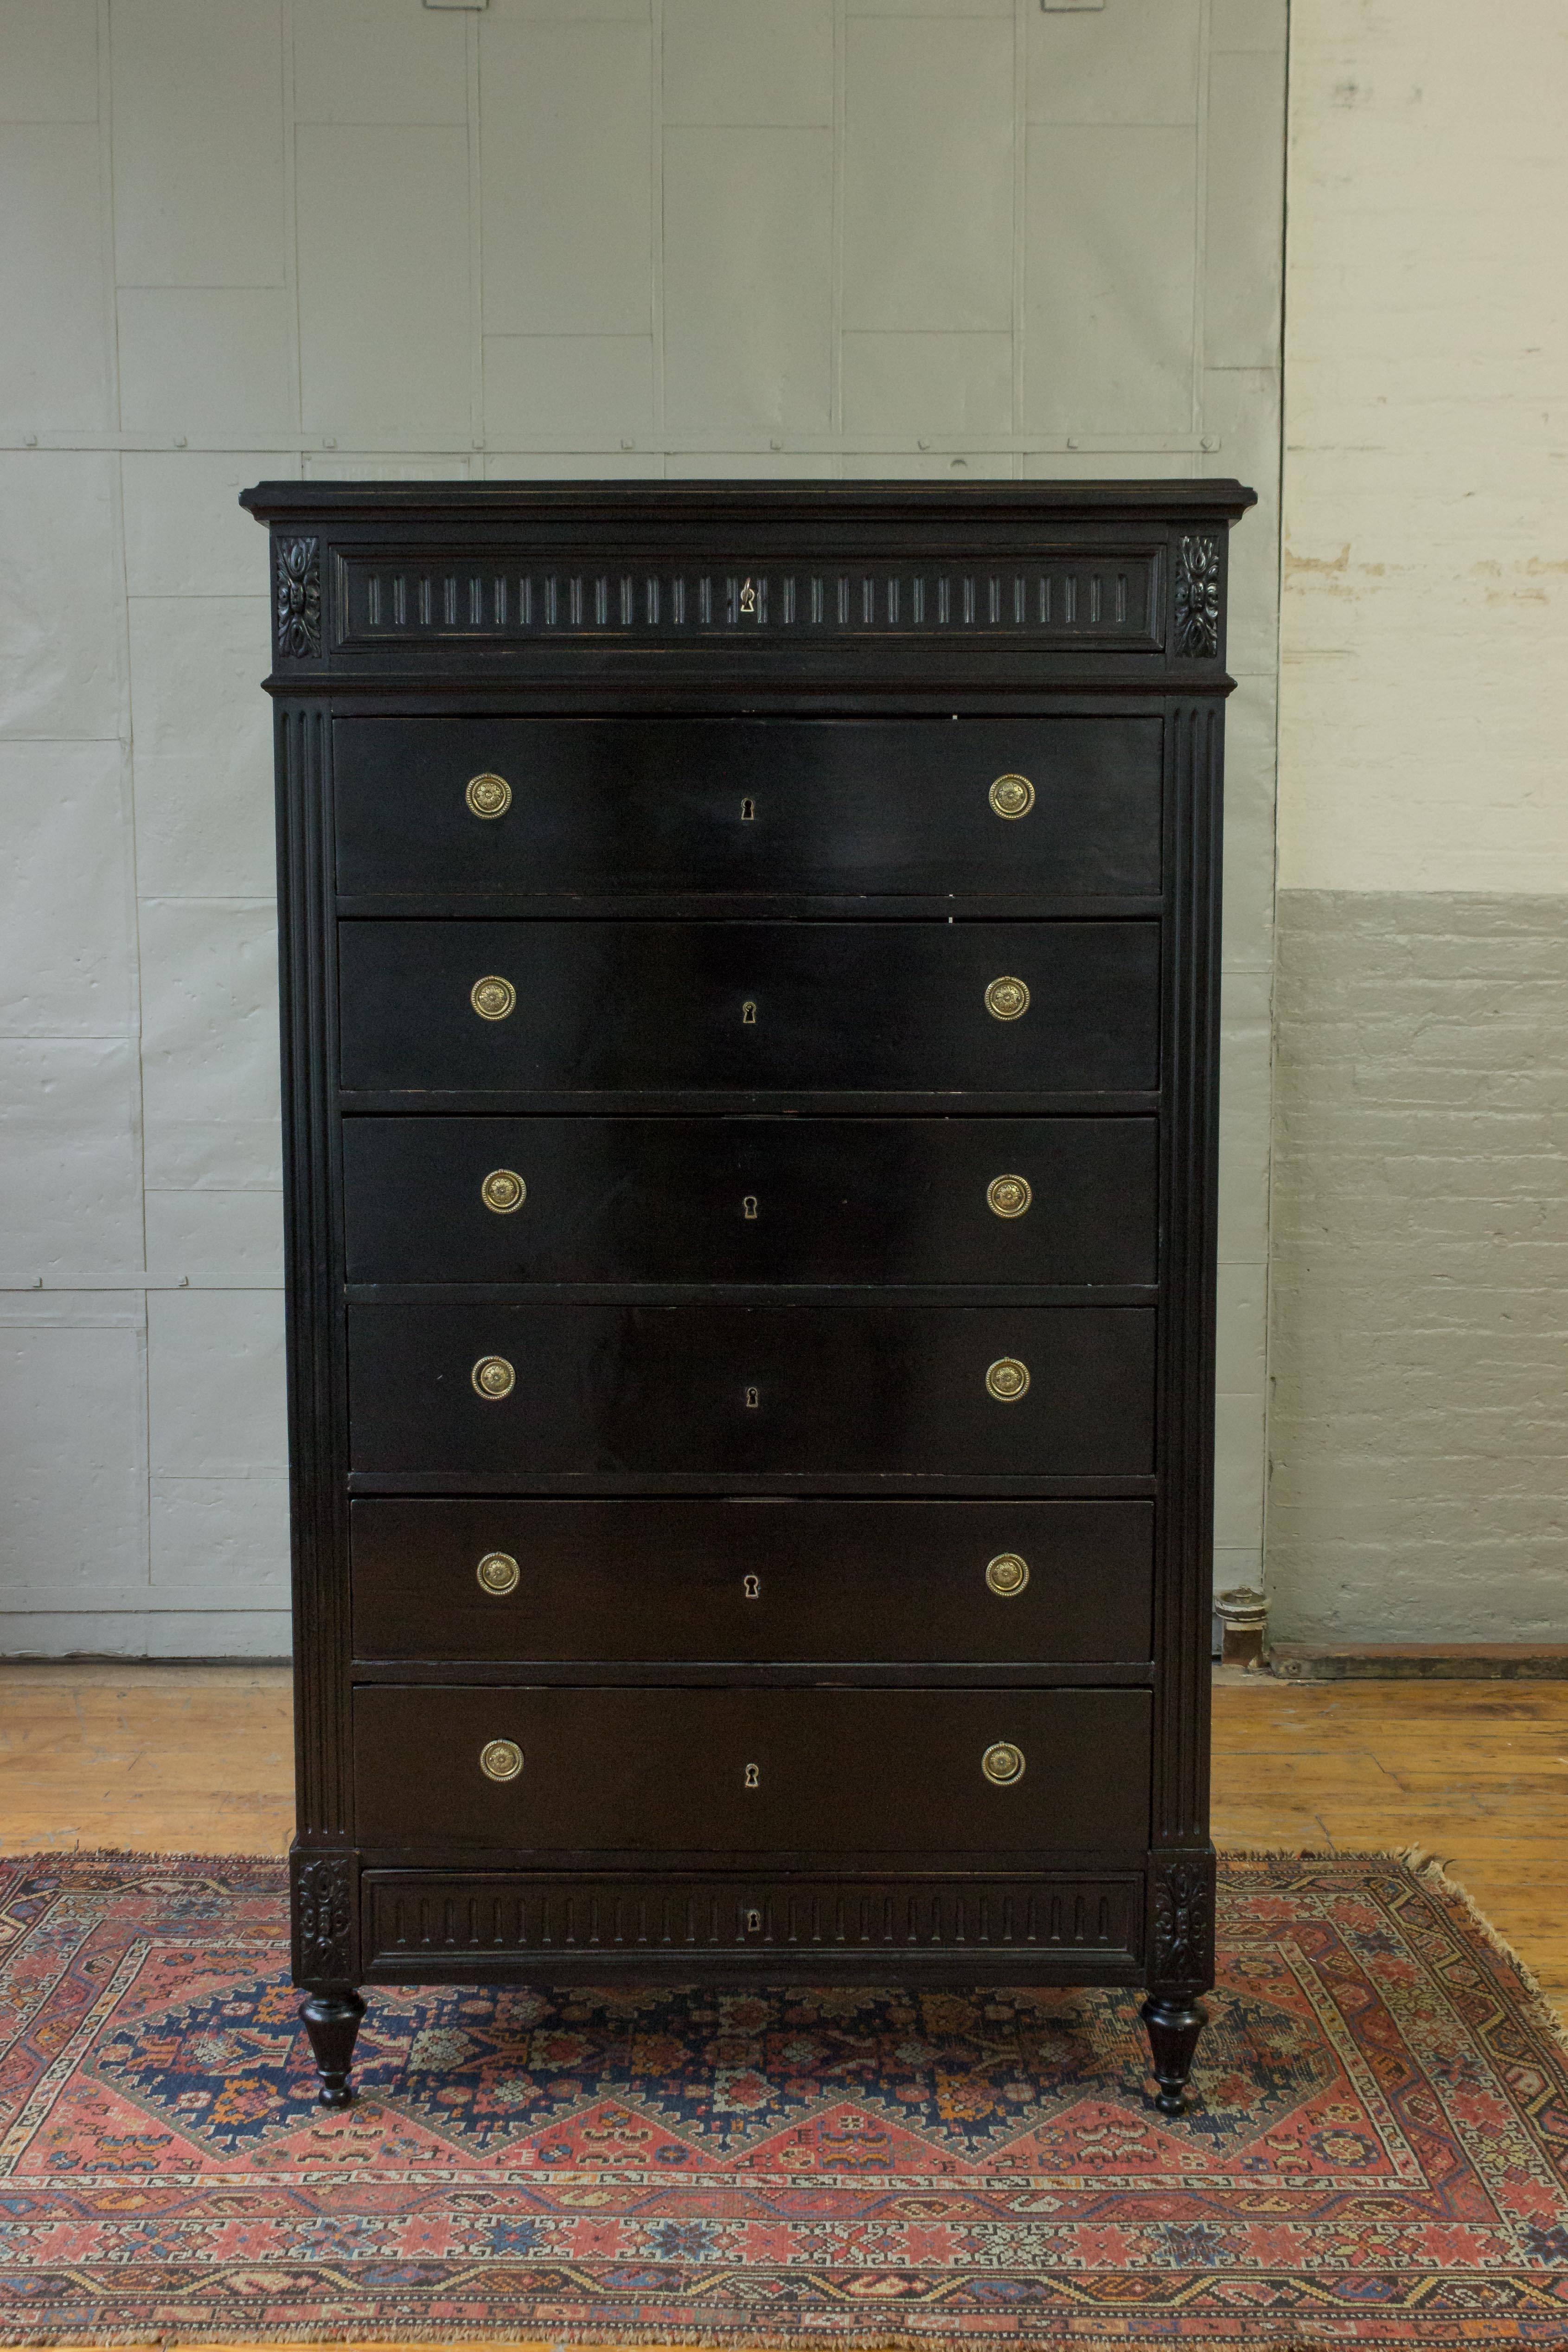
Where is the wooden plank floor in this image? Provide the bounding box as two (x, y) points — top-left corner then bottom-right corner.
(0, 1663), (1562, 2020)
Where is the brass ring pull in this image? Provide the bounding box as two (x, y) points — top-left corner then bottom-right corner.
(480, 1738), (523, 1782)
(982, 1741), (1026, 1786)
(989, 773), (1035, 820)
(985, 975), (1030, 1021)
(471, 974), (516, 1021)
(986, 1551), (1030, 1596)
(987, 1173), (1032, 1219)
(472, 1354), (515, 1400)
(986, 1356), (1030, 1404)
(481, 1168), (526, 1214)
(466, 772), (512, 819)
(476, 1550), (520, 1596)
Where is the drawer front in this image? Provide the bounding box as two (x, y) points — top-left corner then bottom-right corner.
(343, 1115), (1157, 1286)
(353, 1685), (1152, 1853)
(337, 920), (1160, 1096)
(351, 1498), (1154, 1662)
(361, 1868), (1147, 1980)
(333, 716), (1163, 899)
(347, 1302), (1155, 1477)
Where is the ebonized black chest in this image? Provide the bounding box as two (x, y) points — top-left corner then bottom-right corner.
(243, 479), (1253, 2113)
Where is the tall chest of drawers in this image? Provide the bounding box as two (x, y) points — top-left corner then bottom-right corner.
(243, 479), (1254, 2114)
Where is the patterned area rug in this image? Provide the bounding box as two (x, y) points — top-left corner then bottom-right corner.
(0, 1854), (1565, 2346)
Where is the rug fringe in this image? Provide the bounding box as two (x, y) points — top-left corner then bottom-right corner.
(0, 1848), (287, 1870)
(0, 2334), (1364, 2350)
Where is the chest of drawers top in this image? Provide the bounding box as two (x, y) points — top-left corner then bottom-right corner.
(243, 477), (1254, 700)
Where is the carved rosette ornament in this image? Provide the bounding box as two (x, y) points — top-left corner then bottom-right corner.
(275, 535), (322, 658)
(1152, 1853), (1214, 1986)
(1173, 534), (1221, 658)
(293, 1852), (355, 1981)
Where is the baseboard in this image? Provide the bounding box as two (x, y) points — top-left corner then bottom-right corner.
(0, 1609), (292, 1661)
(1269, 1642), (1568, 1682)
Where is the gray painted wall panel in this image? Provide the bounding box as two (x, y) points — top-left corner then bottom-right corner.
(0, 0), (1283, 1654)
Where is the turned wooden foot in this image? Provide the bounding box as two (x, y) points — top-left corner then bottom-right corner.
(1141, 1992), (1207, 2115)
(300, 1986), (365, 2108)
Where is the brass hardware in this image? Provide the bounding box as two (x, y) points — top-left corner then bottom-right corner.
(741, 796), (755, 820)
(481, 1168), (526, 1214)
(480, 1737), (523, 1782)
(466, 771), (512, 819)
(742, 1194), (759, 1220)
(476, 1550), (520, 1596)
(989, 773), (1035, 820)
(740, 577), (757, 614)
(744, 1384), (760, 1409)
(986, 1356), (1030, 1404)
(743, 1572), (761, 1599)
(987, 1173), (1032, 1220)
(985, 975), (1030, 1022)
(744, 1762), (760, 1788)
(745, 1906), (762, 1931)
(472, 1354), (516, 1400)
(986, 1551), (1030, 1597)
(471, 974), (516, 1021)
(982, 1740), (1026, 1786)
(742, 1000), (757, 1025)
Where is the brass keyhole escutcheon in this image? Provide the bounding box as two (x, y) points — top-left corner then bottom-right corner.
(743, 1573), (761, 1599)
(741, 796), (755, 821)
(472, 1354), (516, 1400)
(471, 974), (516, 1021)
(480, 1738), (523, 1782)
(982, 1740), (1026, 1786)
(740, 577), (757, 614)
(986, 1551), (1030, 1597)
(742, 1194), (759, 1221)
(745, 1906), (762, 1931)
(742, 999), (757, 1025)
(744, 1762), (760, 1788)
(989, 773), (1035, 820)
(476, 1550), (520, 1596)
(744, 1384), (760, 1410)
(986, 1356), (1030, 1404)
(987, 1173), (1032, 1220)
(985, 975), (1030, 1022)
(481, 1168), (526, 1214)
(466, 771), (512, 819)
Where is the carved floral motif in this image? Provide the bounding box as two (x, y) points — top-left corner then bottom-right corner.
(294, 1852), (354, 1981)
(1152, 1854), (1213, 1985)
(1173, 534), (1221, 658)
(275, 536), (322, 659)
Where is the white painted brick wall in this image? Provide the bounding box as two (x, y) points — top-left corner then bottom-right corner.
(0, 0), (1284, 1654)
(1280, 0), (1568, 895)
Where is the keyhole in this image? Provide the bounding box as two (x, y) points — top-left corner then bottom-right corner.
(740, 577), (756, 614)
(744, 1384), (760, 1410)
(745, 1907), (762, 1931)
(744, 1763), (760, 1789)
(742, 1194), (758, 1220)
(741, 797), (755, 821)
(742, 1000), (757, 1025)
(743, 1573), (761, 1600)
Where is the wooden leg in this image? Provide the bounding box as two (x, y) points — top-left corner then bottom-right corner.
(1141, 1992), (1207, 2116)
(300, 1986), (365, 2108)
